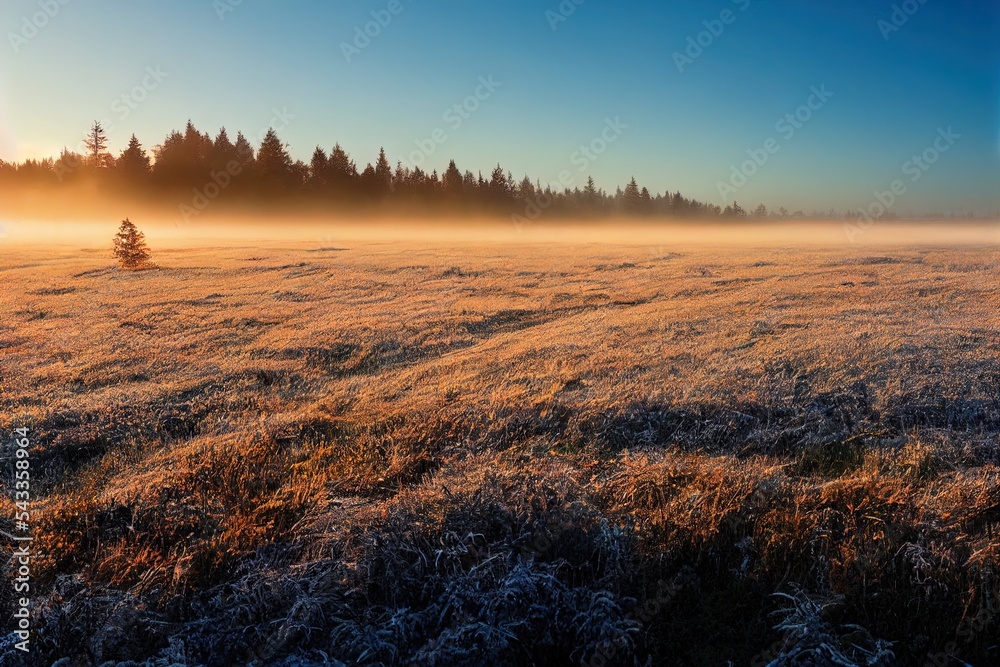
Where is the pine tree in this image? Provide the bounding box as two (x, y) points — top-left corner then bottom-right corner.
(256, 129), (292, 185)
(290, 159), (310, 189)
(443, 160), (464, 196)
(184, 121), (211, 161)
(374, 147), (392, 191)
(394, 161), (408, 190)
(233, 132), (255, 167)
(490, 164), (511, 202)
(84, 121), (112, 168)
(112, 218), (152, 269)
(359, 163), (378, 193)
(518, 175), (536, 200)
(116, 134), (150, 180)
(623, 177), (642, 213)
(328, 144), (356, 189)
(309, 147), (329, 188)
(54, 148), (84, 181)
(212, 128), (238, 169)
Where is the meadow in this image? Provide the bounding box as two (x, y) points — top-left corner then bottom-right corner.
(1, 225), (999, 665)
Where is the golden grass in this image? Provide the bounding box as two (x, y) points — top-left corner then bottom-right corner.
(1, 236), (998, 664)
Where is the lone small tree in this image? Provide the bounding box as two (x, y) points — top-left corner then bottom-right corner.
(113, 218), (152, 269)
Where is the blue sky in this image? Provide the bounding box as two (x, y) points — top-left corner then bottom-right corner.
(1, 0), (997, 214)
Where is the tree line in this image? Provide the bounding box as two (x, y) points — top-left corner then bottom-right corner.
(0, 120), (820, 221)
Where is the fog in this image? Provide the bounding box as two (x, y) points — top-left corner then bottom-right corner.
(1, 213), (998, 251)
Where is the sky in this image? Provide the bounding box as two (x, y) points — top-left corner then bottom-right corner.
(1, 0), (998, 215)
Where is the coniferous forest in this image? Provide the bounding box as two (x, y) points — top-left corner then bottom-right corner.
(1, 120), (807, 222)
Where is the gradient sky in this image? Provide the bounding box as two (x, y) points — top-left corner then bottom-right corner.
(1, 0), (998, 214)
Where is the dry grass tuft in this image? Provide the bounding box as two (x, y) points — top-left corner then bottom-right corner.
(1, 240), (998, 665)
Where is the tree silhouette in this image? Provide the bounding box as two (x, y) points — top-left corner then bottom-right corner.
(309, 147), (329, 189)
(84, 121), (112, 169)
(112, 218), (152, 269)
(0, 118), (815, 221)
(723, 201), (747, 218)
(640, 186), (652, 214)
(623, 177), (642, 213)
(517, 176), (536, 201)
(374, 148), (393, 192)
(256, 129), (293, 188)
(183, 121), (213, 169)
(325, 144), (357, 194)
(117, 135), (150, 181)
(212, 128), (239, 171)
(152, 129), (188, 186)
(489, 164), (512, 206)
(233, 132), (256, 167)
(443, 160), (464, 197)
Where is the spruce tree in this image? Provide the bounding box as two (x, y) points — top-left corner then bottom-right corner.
(310, 147), (329, 188)
(623, 177), (642, 213)
(256, 129), (293, 187)
(212, 128), (238, 169)
(112, 218), (152, 269)
(117, 135), (150, 180)
(443, 160), (464, 196)
(84, 121), (112, 169)
(374, 147), (393, 190)
(233, 132), (255, 167)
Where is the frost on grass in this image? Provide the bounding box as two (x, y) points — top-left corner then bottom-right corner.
(1, 242), (999, 665)
(765, 587), (895, 666)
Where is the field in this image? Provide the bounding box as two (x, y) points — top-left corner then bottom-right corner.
(1, 225), (999, 665)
